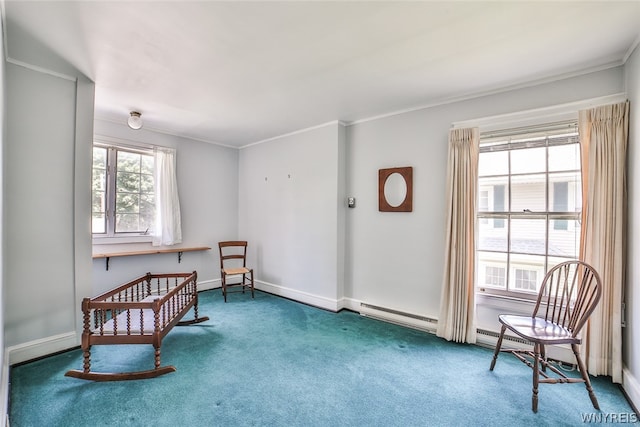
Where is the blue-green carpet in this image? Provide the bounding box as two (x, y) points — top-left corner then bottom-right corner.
(9, 290), (635, 426)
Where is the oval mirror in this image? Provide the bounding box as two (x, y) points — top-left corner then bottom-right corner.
(384, 172), (407, 208)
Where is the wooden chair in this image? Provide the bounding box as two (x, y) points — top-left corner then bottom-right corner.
(218, 241), (254, 302)
(489, 260), (602, 413)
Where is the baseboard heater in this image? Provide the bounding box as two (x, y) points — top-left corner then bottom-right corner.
(359, 303), (438, 332)
(476, 328), (532, 346)
(359, 304), (533, 345)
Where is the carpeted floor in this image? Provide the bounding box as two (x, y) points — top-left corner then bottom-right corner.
(9, 289), (636, 426)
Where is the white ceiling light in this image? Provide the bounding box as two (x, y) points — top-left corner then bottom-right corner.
(127, 111), (143, 130)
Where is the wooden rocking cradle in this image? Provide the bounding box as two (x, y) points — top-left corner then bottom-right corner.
(65, 271), (208, 381)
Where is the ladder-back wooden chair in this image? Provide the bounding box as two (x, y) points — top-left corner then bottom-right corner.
(218, 241), (254, 302)
(489, 260), (602, 413)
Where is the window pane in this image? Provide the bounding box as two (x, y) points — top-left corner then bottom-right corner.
(116, 193), (140, 214)
(553, 181), (568, 211)
(117, 151), (141, 173)
(92, 213), (105, 234)
(478, 151), (508, 176)
(140, 194), (155, 231)
(477, 252), (508, 290)
(92, 147), (107, 234)
(140, 174), (154, 193)
(116, 213), (141, 233)
(511, 146), (546, 174)
(93, 147), (107, 169)
(549, 143), (580, 171)
(549, 172), (581, 212)
(547, 256), (576, 272)
(117, 172), (141, 193)
(92, 169), (106, 192)
(478, 217), (508, 252)
(511, 174), (546, 212)
(510, 217), (546, 255)
(141, 154), (154, 175)
(478, 177), (508, 212)
(92, 190), (105, 213)
(548, 218), (580, 258)
(479, 190), (488, 212)
(514, 268), (538, 291)
(509, 253), (545, 294)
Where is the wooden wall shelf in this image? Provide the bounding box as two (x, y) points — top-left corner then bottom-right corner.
(93, 246), (211, 270)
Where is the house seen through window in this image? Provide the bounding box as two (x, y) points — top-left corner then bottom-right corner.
(92, 143), (155, 238)
(476, 121), (581, 299)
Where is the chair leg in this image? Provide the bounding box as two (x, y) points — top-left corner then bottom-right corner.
(222, 273), (227, 302)
(532, 343), (540, 413)
(490, 324), (507, 371)
(250, 269), (254, 298)
(540, 344), (547, 372)
(572, 344), (600, 410)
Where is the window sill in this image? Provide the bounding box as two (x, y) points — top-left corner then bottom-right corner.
(92, 235), (154, 245)
(476, 292), (537, 311)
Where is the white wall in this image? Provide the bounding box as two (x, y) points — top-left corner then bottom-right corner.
(0, 17), (7, 425)
(239, 122), (346, 310)
(4, 62), (94, 361)
(346, 67), (626, 323)
(624, 43), (640, 409)
(236, 68), (625, 324)
(91, 120), (240, 294)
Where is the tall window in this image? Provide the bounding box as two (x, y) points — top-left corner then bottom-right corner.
(92, 143), (155, 238)
(476, 121), (581, 298)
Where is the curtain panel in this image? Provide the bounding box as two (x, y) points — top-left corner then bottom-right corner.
(152, 147), (183, 247)
(578, 101), (629, 383)
(437, 127), (479, 343)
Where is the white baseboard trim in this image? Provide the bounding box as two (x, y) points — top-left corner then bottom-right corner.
(7, 332), (78, 366)
(340, 297), (360, 312)
(197, 278), (219, 292)
(623, 365), (640, 412)
(255, 280), (341, 312)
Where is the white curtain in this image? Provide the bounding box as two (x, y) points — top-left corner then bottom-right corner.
(578, 101), (629, 383)
(436, 127), (479, 343)
(152, 147), (182, 247)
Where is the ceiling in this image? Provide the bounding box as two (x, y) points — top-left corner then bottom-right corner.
(3, 1), (640, 148)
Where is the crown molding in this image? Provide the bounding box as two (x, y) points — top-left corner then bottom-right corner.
(93, 116), (238, 149)
(240, 120), (346, 149)
(348, 60), (625, 127)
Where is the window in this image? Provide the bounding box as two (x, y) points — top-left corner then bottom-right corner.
(92, 143), (155, 238)
(514, 268), (538, 291)
(476, 121), (581, 298)
(485, 266), (506, 287)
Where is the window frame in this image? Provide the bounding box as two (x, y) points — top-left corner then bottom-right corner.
(92, 137), (156, 244)
(476, 120), (582, 301)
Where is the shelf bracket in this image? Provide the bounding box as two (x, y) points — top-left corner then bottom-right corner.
(105, 257), (110, 271)
(178, 251), (183, 263)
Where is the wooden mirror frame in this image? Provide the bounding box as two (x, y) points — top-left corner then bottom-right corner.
(378, 166), (413, 212)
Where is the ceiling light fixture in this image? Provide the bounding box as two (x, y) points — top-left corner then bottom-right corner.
(127, 111), (143, 130)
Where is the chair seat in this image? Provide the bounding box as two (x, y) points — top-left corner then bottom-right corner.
(223, 267), (250, 275)
(498, 314), (580, 345)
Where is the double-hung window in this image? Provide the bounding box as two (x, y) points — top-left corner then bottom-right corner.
(92, 142), (155, 239)
(476, 121), (582, 299)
